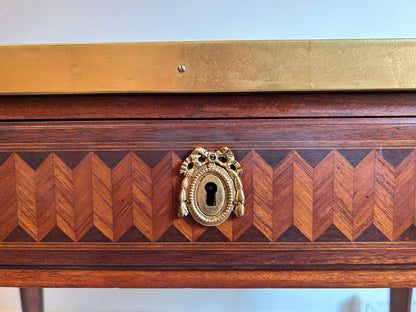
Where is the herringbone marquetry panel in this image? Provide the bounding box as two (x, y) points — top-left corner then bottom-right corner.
(394, 151), (416, 240)
(113, 152), (152, 241)
(36, 153), (75, 241)
(235, 151), (273, 241)
(2, 149), (416, 242)
(272, 151), (313, 241)
(0, 154), (36, 241)
(313, 151), (354, 241)
(353, 151), (375, 240)
(273, 152), (295, 240)
(152, 152), (192, 242)
(333, 151), (354, 241)
(74, 153), (113, 241)
(374, 151), (395, 241)
(293, 152), (314, 241)
(152, 152), (175, 241)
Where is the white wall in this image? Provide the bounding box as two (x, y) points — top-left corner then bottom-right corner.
(1, 1), (416, 311)
(1, 0), (416, 44)
(0, 287), (393, 312)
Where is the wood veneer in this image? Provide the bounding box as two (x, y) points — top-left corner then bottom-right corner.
(1, 92), (416, 288)
(0, 92), (416, 120)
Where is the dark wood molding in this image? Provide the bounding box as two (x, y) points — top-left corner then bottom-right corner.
(2, 268), (416, 288)
(1, 92), (416, 120)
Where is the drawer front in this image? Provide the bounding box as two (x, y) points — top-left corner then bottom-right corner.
(1, 117), (416, 286)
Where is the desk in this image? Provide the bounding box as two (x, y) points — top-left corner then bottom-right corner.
(1, 40), (416, 312)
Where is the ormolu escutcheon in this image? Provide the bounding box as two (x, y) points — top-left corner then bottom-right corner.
(179, 147), (244, 226)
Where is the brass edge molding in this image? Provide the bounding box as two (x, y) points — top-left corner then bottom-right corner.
(1, 39), (416, 94)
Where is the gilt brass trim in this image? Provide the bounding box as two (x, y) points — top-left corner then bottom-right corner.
(1, 39), (416, 94)
(179, 147), (244, 226)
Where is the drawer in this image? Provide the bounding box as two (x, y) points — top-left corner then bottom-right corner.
(1, 92), (416, 288)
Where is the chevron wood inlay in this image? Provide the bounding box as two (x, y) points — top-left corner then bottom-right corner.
(292, 152), (314, 241)
(0, 155), (19, 241)
(131, 152), (153, 241)
(332, 151), (354, 241)
(1, 148), (416, 243)
(74, 152), (113, 241)
(113, 152), (152, 241)
(0, 153), (36, 241)
(393, 151), (415, 240)
(36, 153), (75, 241)
(374, 151), (395, 241)
(273, 152), (295, 240)
(216, 218), (233, 241)
(152, 152), (193, 241)
(14, 154), (37, 241)
(152, 152), (174, 241)
(252, 152), (273, 241)
(313, 151), (353, 241)
(235, 151), (273, 241)
(272, 151), (313, 241)
(353, 150), (375, 240)
(313, 152), (335, 241)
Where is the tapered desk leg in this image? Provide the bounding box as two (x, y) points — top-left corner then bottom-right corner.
(20, 288), (44, 312)
(390, 288), (412, 312)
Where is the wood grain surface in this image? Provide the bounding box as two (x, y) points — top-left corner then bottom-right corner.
(0, 124), (416, 243)
(1, 92), (416, 120)
(3, 267), (416, 288)
(2, 92), (416, 288)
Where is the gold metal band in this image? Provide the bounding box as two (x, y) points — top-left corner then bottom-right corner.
(1, 39), (416, 94)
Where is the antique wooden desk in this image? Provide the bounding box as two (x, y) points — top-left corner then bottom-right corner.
(1, 40), (416, 311)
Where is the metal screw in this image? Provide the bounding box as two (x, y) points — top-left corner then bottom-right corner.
(178, 65), (186, 73)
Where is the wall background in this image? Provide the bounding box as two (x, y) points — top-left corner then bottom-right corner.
(1, 0), (416, 44)
(1, 0), (415, 311)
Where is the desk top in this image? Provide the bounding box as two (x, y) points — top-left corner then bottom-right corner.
(1, 39), (416, 94)
(1, 41), (416, 289)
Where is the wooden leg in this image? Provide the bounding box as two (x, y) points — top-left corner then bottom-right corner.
(390, 288), (412, 312)
(19, 288), (44, 312)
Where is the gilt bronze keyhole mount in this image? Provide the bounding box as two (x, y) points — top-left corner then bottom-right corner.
(179, 147), (244, 226)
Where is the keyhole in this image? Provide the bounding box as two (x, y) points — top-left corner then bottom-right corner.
(205, 182), (217, 206)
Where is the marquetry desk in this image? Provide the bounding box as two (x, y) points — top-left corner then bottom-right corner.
(1, 40), (416, 312)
